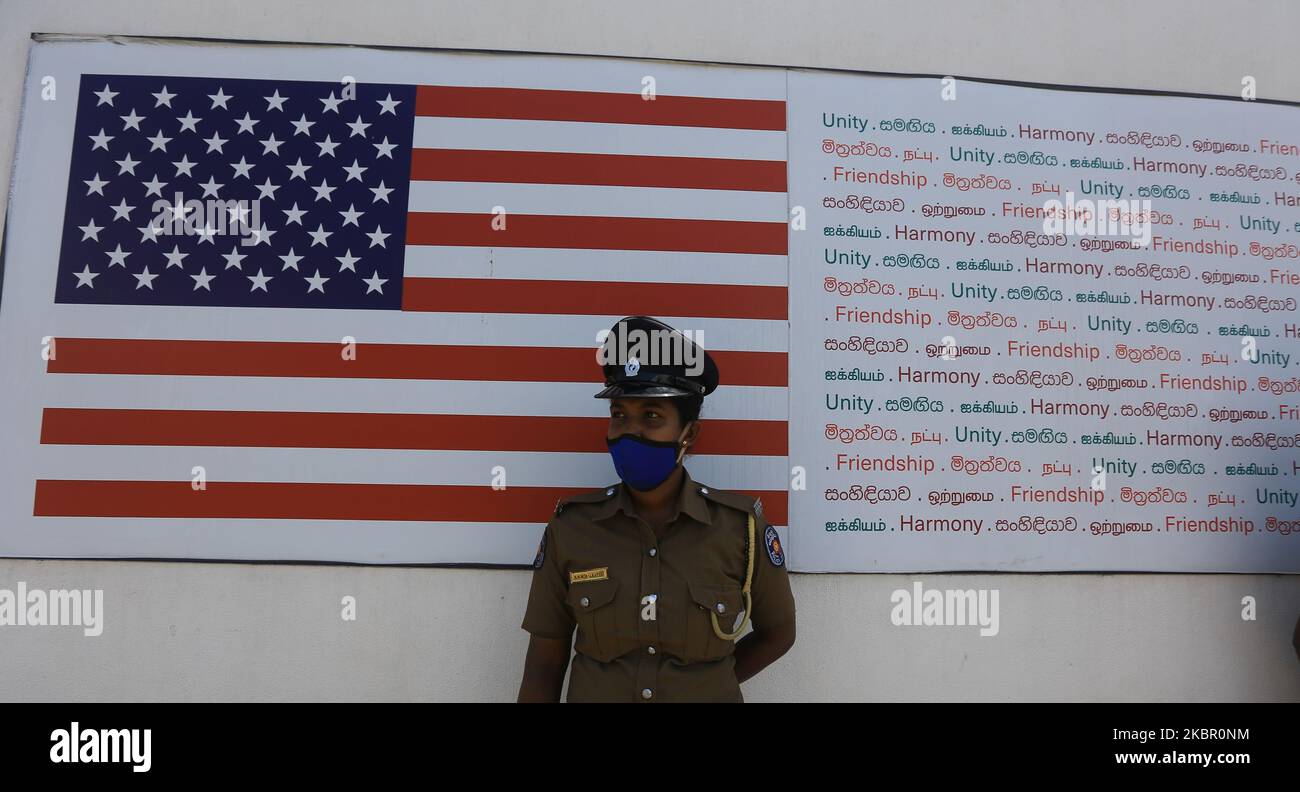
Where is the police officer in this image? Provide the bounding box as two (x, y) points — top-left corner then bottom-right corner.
(517, 316), (796, 703)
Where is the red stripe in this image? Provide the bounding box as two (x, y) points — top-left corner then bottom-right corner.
(401, 278), (787, 320)
(414, 85), (785, 131)
(405, 212), (787, 255)
(33, 480), (789, 524)
(40, 409), (788, 456)
(44, 339), (788, 386)
(409, 149), (786, 192)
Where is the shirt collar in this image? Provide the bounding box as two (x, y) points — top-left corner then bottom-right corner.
(592, 467), (712, 527)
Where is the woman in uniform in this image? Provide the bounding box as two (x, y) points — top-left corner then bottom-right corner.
(517, 315), (796, 703)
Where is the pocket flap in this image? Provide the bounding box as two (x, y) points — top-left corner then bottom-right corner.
(687, 579), (743, 620)
(566, 577), (619, 612)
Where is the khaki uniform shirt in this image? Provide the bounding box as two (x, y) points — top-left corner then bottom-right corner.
(521, 467), (796, 702)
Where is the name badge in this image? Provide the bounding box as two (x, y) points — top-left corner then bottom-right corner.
(569, 567), (609, 584)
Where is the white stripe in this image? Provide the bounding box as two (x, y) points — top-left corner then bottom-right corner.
(33, 447), (790, 489)
(43, 305), (789, 351)
(413, 116), (787, 159)
(402, 246), (788, 287)
(44, 377), (789, 419)
(28, 41), (787, 101)
(406, 181), (786, 221)
(9, 517), (784, 564)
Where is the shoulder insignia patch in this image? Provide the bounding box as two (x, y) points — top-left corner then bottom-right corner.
(532, 530), (547, 569)
(764, 524), (785, 567)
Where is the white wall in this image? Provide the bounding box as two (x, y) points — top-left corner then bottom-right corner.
(0, 0), (1297, 701)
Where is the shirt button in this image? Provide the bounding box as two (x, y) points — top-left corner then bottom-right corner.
(648, 548), (657, 557)
(580, 596), (590, 607)
(647, 646), (656, 655)
(606, 488), (615, 496)
(641, 688), (653, 700)
(700, 486), (709, 495)
(716, 602), (726, 614)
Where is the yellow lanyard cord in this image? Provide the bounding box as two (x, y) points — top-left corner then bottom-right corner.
(709, 513), (755, 640)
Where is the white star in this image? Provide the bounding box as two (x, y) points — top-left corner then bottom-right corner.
(115, 153), (139, 175)
(315, 135), (340, 157)
(203, 132), (228, 154)
(74, 264), (99, 288)
(307, 224), (332, 247)
(146, 130), (172, 152)
(208, 87), (232, 110)
(342, 159), (367, 181)
(335, 249), (360, 272)
(168, 197), (191, 221)
(141, 175), (168, 198)
(94, 84), (118, 106)
(172, 155), (197, 177)
(369, 180), (393, 203)
(164, 245), (188, 268)
(137, 223), (163, 243)
(248, 268), (272, 292)
(79, 219), (103, 241)
(120, 109), (144, 131)
(195, 224), (218, 244)
(105, 244), (131, 267)
(319, 91), (343, 113)
(234, 112), (259, 134)
(279, 248), (304, 271)
(247, 223), (275, 246)
(177, 110), (202, 133)
(290, 114), (315, 136)
(222, 247), (247, 270)
(259, 134), (283, 156)
(363, 270), (388, 294)
(339, 204), (363, 226)
(286, 158), (311, 180)
(191, 267), (215, 290)
(226, 202), (250, 226)
(373, 137), (397, 159)
(255, 178), (280, 200)
(83, 173), (108, 196)
(230, 156), (255, 179)
(88, 128), (114, 151)
(109, 197), (135, 221)
(312, 178), (336, 202)
(199, 176), (223, 198)
(346, 115), (370, 137)
(133, 266), (160, 289)
(376, 93), (401, 115)
(366, 225), (390, 248)
(305, 269), (329, 293)
(152, 85), (177, 108)
(264, 90), (288, 111)
(282, 203), (307, 225)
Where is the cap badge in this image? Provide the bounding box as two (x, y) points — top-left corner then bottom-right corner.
(624, 357), (640, 376)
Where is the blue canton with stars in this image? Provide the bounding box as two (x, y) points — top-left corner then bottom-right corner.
(56, 74), (415, 309)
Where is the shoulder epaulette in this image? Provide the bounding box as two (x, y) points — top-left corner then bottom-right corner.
(554, 484), (619, 516)
(697, 485), (763, 520)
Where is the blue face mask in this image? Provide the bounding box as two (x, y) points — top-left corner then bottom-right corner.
(606, 426), (690, 491)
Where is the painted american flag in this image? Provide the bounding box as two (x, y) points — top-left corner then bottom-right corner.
(25, 56), (789, 563)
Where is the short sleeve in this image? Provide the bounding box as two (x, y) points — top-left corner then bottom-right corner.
(747, 502), (795, 632)
(521, 519), (575, 640)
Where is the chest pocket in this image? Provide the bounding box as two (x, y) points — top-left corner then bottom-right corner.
(565, 578), (622, 662)
(685, 579), (745, 661)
